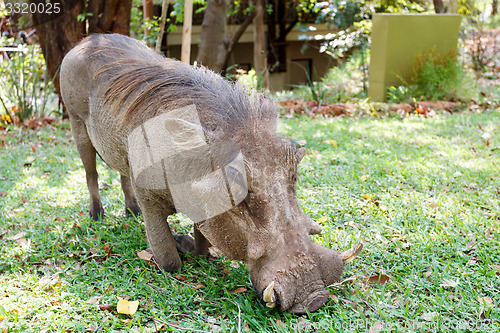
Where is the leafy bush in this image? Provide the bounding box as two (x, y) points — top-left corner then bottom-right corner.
(0, 40), (57, 125)
(390, 49), (475, 102)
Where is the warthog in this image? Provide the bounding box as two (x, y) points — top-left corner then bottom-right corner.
(60, 33), (362, 314)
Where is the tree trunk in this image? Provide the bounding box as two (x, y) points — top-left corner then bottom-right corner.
(493, 0), (498, 15)
(253, 0), (268, 88)
(197, 0), (230, 72)
(88, 0), (132, 35)
(433, 0), (445, 13)
(30, 0), (132, 117)
(30, 0), (85, 114)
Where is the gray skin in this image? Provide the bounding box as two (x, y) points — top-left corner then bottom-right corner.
(60, 34), (360, 314)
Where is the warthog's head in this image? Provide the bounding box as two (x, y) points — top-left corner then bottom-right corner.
(195, 133), (362, 313)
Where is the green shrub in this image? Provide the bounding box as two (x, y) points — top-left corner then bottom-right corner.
(0, 40), (57, 124)
(391, 49), (475, 102)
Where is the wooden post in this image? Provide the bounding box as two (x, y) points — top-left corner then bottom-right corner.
(181, 0), (193, 63)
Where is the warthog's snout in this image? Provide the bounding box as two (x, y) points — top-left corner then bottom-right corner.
(252, 242), (363, 313)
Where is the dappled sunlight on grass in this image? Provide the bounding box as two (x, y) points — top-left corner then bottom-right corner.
(0, 112), (499, 331)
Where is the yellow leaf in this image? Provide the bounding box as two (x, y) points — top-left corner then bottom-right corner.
(117, 299), (139, 316)
(0, 315), (4, 320)
(323, 140), (337, 147)
(317, 216), (328, 224)
(362, 194), (373, 200)
(360, 174), (370, 182)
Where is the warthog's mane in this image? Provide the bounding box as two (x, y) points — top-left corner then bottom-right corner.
(82, 34), (277, 134)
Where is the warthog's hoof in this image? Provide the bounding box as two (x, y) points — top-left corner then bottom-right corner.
(125, 205), (141, 218)
(90, 207), (104, 221)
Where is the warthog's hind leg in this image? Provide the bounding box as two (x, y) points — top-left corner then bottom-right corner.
(120, 175), (141, 217)
(69, 115), (104, 221)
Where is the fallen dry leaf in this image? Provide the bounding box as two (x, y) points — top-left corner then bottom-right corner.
(194, 283), (204, 290)
(316, 216), (328, 224)
(87, 296), (102, 304)
(366, 274), (390, 284)
(0, 192), (7, 196)
(137, 250), (153, 261)
(8, 232), (26, 240)
(477, 297), (493, 305)
(362, 194), (374, 200)
(233, 287), (247, 294)
(117, 299), (139, 316)
(175, 275), (186, 281)
(16, 238), (30, 247)
(98, 304), (114, 312)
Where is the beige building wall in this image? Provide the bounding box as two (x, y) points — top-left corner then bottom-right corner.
(166, 24), (334, 91)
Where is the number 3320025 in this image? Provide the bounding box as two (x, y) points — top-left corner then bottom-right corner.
(5, 2), (61, 14)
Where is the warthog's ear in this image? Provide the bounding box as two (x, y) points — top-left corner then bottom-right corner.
(296, 148), (306, 163)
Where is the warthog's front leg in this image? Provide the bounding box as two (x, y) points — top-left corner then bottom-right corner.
(135, 191), (182, 271)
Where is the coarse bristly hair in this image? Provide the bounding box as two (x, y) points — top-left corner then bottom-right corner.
(78, 33), (278, 134)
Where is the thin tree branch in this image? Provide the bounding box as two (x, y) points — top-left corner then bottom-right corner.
(222, 10), (256, 69)
(156, 0), (170, 53)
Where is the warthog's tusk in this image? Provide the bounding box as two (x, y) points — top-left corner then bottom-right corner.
(263, 281), (276, 302)
(266, 302), (276, 308)
(263, 281), (277, 308)
(339, 242), (363, 264)
(263, 281), (276, 304)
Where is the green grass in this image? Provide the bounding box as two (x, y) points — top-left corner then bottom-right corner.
(1, 109), (500, 332)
